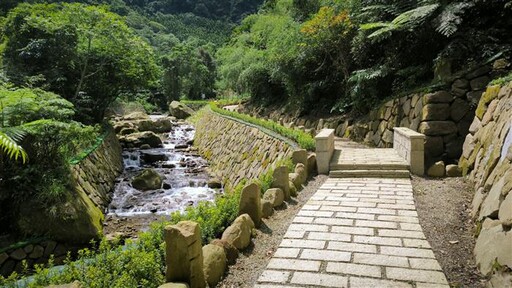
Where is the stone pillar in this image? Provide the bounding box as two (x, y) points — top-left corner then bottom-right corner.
(238, 183), (262, 228)
(271, 166), (290, 200)
(165, 221), (206, 288)
(315, 129), (335, 174)
(393, 127), (425, 175)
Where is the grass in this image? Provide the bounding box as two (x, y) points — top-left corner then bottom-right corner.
(209, 102), (316, 151)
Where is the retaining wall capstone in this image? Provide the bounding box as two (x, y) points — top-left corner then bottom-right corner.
(194, 111), (293, 190)
(459, 82), (512, 286)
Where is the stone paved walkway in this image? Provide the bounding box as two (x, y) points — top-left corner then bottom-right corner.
(256, 177), (449, 288)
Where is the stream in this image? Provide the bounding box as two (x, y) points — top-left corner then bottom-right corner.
(104, 116), (221, 238)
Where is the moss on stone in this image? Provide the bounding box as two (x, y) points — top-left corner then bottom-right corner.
(476, 85), (501, 119)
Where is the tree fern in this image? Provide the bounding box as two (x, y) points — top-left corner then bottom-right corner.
(0, 128), (28, 163)
(434, 2), (474, 37)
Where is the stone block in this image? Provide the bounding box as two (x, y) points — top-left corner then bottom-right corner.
(423, 91), (453, 104)
(210, 239), (238, 265)
(425, 136), (444, 157)
(263, 188), (284, 207)
(427, 161), (445, 177)
(292, 149), (307, 166)
(470, 76), (491, 91)
(419, 121), (458, 136)
(164, 221), (205, 288)
(450, 98), (471, 122)
(474, 223), (512, 275)
(467, 90), (484, 106)
(261, 199), (274, 218)
(238, 183), (262, 228)
(221, 214), (254, 250)
(202, 244), (226, 287)
(315, 129), (334, 174)
(422, 104), (450, 121)
(498, 192), (512, 222)
(271, 166), (290, 200)
(159, 283), (189, 288)
(307, 154), (317, 176)
(446, 164), (462, 177)
(479, 176), (505, 220)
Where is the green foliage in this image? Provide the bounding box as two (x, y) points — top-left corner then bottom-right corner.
(1, 3), (160, 123)
(0, 128), (27, 163)
(169, 185), (242, 244)
(210, 102), (315, 150)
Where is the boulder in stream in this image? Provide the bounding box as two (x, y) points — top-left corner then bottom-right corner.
(169, 101), (194, 119)
(120, 131), (163, 148)
(132, 169), (163, 191)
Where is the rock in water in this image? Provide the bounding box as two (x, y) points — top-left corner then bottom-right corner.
(132, 169), (163, 191)
(169, 101), (194, 119)
(202, 244), (227, 287)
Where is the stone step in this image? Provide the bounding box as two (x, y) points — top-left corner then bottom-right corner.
(329, 170), (411, 178)
(330, 163), (409, 171)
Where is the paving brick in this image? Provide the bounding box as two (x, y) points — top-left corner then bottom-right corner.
(288, 224), (328, 232)
(380, 246), (435, 258)
(331, 226), (374, 236)
(415, 282), (450, 288)
(283, 230), (305, 239)
(344, 193), (378, 198)
(409, 258), (443, 271)
(363, 198), (397, 204)
(378, 204), (416, 210)
(297, 210), (334, 217)
(355, 220), (398, 229)
(357, 208), (397, 215)
(314, 218), (354, 226)
(320, 205), (358, 212)
(300, 249), (351, 262)
(258, 270), (290, 283)
(308, 232), (351, 242)
(398, 210), (418, 216)
(336, 201), (378, 208)
(290, 272), (348, 287)
(400, 223), (423, 231)
(292, 217), (314, 224)
(302, 205), (320, 210)
(349, 277), (413, 288)
(378, 215), (419, 223)
(267, 259), (321, 271)
(378, 229), (426, 239)
(353, 236), (402, 246)
(280, 239), (325, 249)
(380, 195), (414, 200)
(335, 212), (375, 220)
(396, 199), (415, 205)
(273, 248), (301, 258)
(326, 262), (381, 277)
(328, 241), (377, 253)
(254, 284), (297, 288)
(325, 196), (360, 202)
(353, 253), (409, 267)
(386, 267), (448, 284)
(403, 239), (432, 249)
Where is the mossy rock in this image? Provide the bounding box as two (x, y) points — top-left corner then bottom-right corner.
(476, 85), (501, 119)
(132, 169), (163, 191)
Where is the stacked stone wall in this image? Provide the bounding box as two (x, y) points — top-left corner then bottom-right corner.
(243, 65), (499, 170)
(194, 111), (293, 190)
(459, 82), (512, 286)
(1, 131), (123, 277)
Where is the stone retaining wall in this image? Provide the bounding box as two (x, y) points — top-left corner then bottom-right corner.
(242, 65), (502, 171)
(459, 82), (512, 286)
(194, 110), (293, 190)
(1, 131), (123, 277)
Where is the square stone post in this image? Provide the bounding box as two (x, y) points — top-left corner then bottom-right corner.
(165, 221), (206, 288)
(315, 129), (335, 175)
(393, 127), (425, 175)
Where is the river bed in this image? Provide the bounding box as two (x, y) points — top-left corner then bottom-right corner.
(103, 117), (221, 238)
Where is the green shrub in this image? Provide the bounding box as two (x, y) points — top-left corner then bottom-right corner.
(209, 102), (316, 150)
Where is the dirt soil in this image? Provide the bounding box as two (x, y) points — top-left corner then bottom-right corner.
(412, 175), (486, 288)
(217, 175), (486, 288)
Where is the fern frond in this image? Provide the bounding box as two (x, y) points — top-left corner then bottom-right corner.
(392, 4), (440, 27)
(435, 2), (474, 37)
(0, 131), (28, 163)
(360, 22), (393, 30)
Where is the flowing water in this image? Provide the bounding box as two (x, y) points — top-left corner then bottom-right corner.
(107, 117), (220, 219)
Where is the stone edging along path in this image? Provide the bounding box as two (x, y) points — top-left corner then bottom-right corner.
(257, 177), (449, 288)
